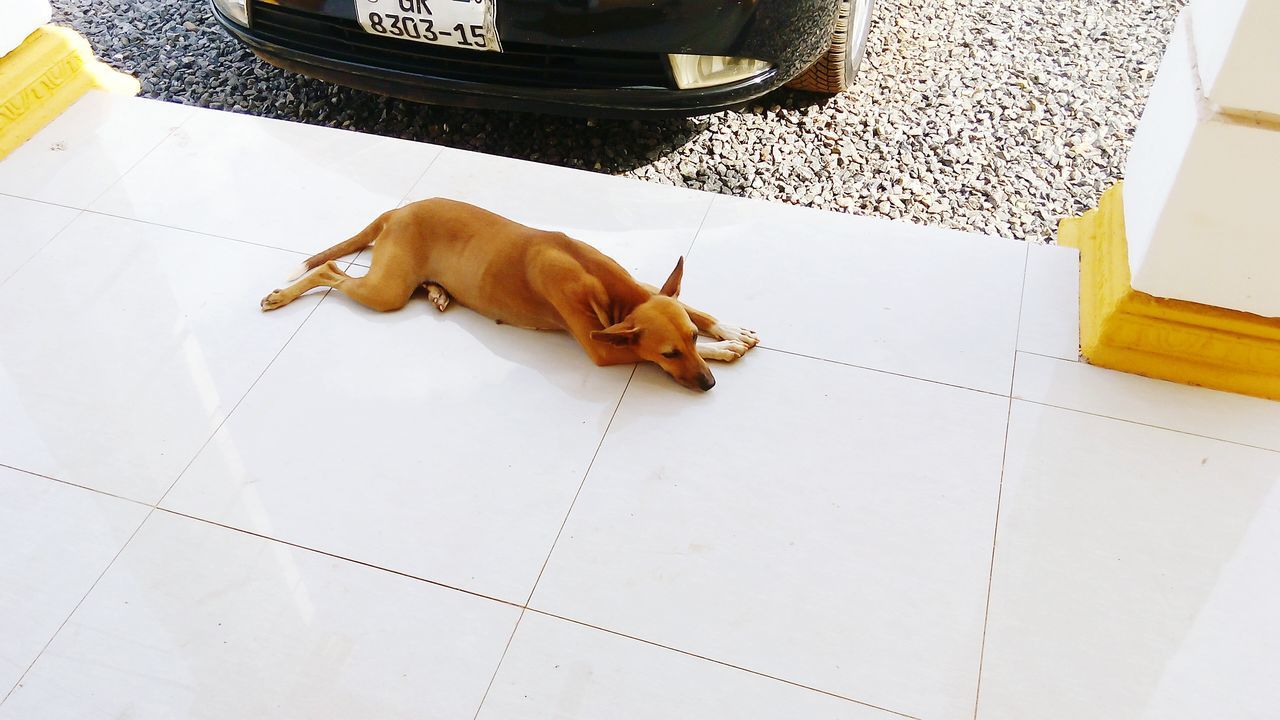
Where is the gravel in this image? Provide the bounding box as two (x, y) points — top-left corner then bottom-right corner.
(51, 0), (1185, 243)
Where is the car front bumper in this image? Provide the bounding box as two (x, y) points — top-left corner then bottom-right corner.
(213, 0), (840, 116)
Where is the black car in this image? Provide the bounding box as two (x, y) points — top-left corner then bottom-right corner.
(210, 0), (875, 116)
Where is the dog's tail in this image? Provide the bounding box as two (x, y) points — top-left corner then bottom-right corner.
(286, 212), (390, 282)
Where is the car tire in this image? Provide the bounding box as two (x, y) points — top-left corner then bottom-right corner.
(786, 0), (875, 94)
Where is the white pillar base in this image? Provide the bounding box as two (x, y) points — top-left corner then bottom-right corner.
(1122, 8), (1280, 319)
(0, 0), (52, 58)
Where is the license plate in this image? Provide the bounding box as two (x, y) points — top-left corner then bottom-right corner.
(354, 0), (501, 52)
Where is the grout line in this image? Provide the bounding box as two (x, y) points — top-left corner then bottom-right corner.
(1, 505), (153, 705)
(0, 201), (320, 297)
(1014, 397), (1280, 455)
(0, 190), (340, 264)
(522, 365), (637, 607)
(973, 245), (1029, 719)
(522, 608), (924, 720)
(312, 147), (445, 270)
(0, 206), (85, 291)
(469, 357), (635, 720)
(394, 149), (446, 207)
(2, 267), (340, 704)
(756, 346), (1010, 399)
(153, 289), (333, 509)
(81, 207), (317, 258)
(4, 115), (446, 270)
(0, 463), (151, 510)
(80, 104), (196, 212)
(0, 192), (322, 263)
(1015, 348), (1083, 363)
(682, 196), (717, 262)
(156, 507), (524, 609)
(0, 491), (529, 705)
(971, 394), (1013, 720)
(1012, 353), (1280, 454)
(471, 607), (527, 720)
(1008, 246), (1031, 397)
(0, 191), (82, 211)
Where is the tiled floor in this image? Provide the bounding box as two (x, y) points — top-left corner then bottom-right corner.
(2, 93), (1278, 719)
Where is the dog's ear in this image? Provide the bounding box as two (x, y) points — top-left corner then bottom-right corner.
(659, 257), (684, 298)
(590, 322), (641, 347)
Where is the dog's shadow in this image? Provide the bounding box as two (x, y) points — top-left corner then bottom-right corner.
(350, 293), (635, 403)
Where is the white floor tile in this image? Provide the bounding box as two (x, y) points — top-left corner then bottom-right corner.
(353, 148), (712, 286)
(0, 467), (147, 696)
(682, 195), (1027, 394)
(478, 611), (900, 720)
(1018, 244), (1079, 360)
(531, 350), (1009, 720)
(0, 92), (192, 208)
(162, 296), (632, 603)
(1133, 486), (1280, 720)
(0, 196), (78, 284)
(0, 213), (324, 503)
(0, 511), (519, 720)
(90, 109), (440, 253)
(978, 401), (1280, 720)
(1014, 351), (1280, 451)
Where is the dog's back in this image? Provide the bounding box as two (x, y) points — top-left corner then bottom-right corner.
(387, 199), (643, 331)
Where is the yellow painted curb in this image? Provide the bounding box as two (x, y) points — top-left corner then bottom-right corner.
(0, 25), (139, 161)
(1060, 182), (1280, 401)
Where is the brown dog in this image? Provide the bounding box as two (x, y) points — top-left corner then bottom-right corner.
(260, 198), (758, 390)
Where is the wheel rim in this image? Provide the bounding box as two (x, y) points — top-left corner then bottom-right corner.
(844, 0), (875, 85)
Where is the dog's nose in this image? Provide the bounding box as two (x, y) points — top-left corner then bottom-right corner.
(698, 374), (716, 391)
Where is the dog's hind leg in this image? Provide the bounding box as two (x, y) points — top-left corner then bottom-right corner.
(261, 261), (418, 313)
(331, 262), (419, 312)
(423, 282), (451, 312)
(290, 212), (389, 279)
(261, 261), (348, 310)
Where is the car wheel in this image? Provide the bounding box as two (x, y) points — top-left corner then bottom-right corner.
(786, 0), (875, 94)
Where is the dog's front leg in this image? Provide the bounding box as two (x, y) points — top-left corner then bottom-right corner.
(550, 294), (642, 367)
(680, 303), (760, 350)
(638, 282), (760, 350)
(697, 340), (751, 362)
(685, 304), (756, 362)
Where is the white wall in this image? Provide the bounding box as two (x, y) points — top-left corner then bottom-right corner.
(0, 0), (51, 58)
(1123, 3), (1280, 318)
(1191, 0), (1280, 116)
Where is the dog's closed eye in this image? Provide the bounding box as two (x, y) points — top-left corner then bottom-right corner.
(662, 349), (682, 359)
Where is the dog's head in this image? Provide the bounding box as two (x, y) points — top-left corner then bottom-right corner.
(590, 258), (716, 391)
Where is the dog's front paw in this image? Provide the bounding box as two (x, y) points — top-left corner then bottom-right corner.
(698, 339), (750, 362)
(260, 289), (287, 311)
(710, 323), (759, 348)
(423, 283), (451, 312)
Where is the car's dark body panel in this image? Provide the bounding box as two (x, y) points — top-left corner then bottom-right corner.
(215, 0), (839, 116)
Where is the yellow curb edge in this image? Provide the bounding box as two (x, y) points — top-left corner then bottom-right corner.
(0, 25), (139, 161)
(1060, 182), (1280, 401)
